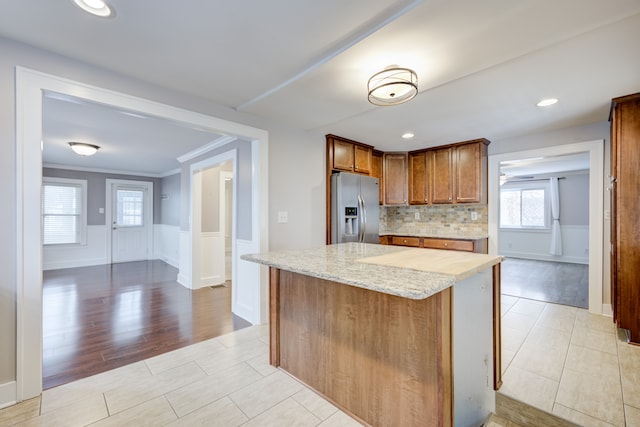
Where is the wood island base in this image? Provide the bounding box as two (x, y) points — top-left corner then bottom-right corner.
(269, 266), (501, 427)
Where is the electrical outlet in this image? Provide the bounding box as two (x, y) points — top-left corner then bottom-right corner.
(414, 212), (420, 220)
(471, 212), (478, 221)
(277, 211), (288, 223)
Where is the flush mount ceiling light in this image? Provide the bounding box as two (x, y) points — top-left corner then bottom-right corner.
(537, 98), (558, 107)
(402, 132), (415, 139)
(69, 142), (100, 156)
(72, 0), (114, 17)
(368, 66), (418, 106)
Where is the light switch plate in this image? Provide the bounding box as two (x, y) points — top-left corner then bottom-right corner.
(277, 211), (288, 223)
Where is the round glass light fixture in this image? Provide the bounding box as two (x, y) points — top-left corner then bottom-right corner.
(537, 98), (558, 107)
(72, 0), (114, 17)
(69, 142), (100, 156)
(368, 66), (418, 106)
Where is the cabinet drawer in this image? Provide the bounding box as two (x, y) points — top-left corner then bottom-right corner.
(422, 238), (474, 252)
(390, 236), (421, 247)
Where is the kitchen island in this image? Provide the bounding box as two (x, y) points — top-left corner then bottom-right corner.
(243, 243), (502, 427)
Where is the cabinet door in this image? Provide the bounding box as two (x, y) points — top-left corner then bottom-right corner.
(332, 139), (354, 172)
(371, 151), (383, 205)
(354, 145), (372, 175)
(383, 153), (407, 205)
(455, 143), (482, 203)
(430, 147), (453, 203)
(408, 152), (429, 204)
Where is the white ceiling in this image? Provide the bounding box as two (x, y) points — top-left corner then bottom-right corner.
(1, 0), (639, 175)
(500, 153), (590, 177)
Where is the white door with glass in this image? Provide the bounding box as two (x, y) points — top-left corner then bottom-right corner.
(110, 183), (151, 263)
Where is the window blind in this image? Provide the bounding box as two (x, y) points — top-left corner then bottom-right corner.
(43, 182), (83, 245)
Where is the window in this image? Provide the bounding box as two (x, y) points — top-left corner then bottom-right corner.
(42, 177), (87, 245)
(116, 189), (144, 226)
(500, 184), (548, 229)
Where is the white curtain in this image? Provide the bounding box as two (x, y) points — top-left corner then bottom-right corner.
(549, 177), (562, 255)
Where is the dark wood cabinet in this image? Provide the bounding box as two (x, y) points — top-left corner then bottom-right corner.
(327, 134), (373, 175)
(383, 235), (488, 254)
(371, 150), (384, 205)
(408, 151), (429, 204)
(430, 147), (454, 204)
(610, 92), (640, 343)
(383, 153), (408, 205)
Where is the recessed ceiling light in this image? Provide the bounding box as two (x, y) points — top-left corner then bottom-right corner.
(537, 98), (558, 107)
(72, 0), (114, 18)
(402, 132), (415, 139)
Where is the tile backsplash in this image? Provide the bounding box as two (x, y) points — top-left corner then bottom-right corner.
(380, 204), (488, 237)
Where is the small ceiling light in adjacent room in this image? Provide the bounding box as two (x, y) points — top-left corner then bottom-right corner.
(69, 142), (100, 156)
(72, 0), (114, 17)
(368, 66), (418, 106)
(537, 98), (558, 107)
(402, 132), (415, 139)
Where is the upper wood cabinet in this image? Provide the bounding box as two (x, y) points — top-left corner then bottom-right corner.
(371, 150), (384, 205)
(383, 153), (407, 205)
(408, 151), (429, 204)
(430, 147), (454, 204)
(327, 134), (373, 175)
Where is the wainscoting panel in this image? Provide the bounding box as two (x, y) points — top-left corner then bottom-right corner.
(199, 231), (224, 287)
(153, 224), (180, 268)
(177, 230), (192, 289)
(235, 239), (261, 325)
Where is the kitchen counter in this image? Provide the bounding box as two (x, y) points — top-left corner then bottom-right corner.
(242, 242), (501, 300)
(244, 242), (502, 426)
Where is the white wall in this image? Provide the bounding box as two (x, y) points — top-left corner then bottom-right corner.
(499, 225), (589, 264)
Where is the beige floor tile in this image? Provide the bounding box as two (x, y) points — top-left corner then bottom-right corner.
(292, 387), (338, 421)
(144, 338), (226, 374)
(246, 353), (279, 377)
(556, 368), (624, 426)
(571, 325), (618, 355)
(500, 365), (559, 412)
(166, 396), (248, 427)
(318, 410), (363, 427)
(535, 305), (577, 333)
(564, 344), (620, 379)
(501, 294), (519, 308)
(625, 405), (640, 427)
(502, 327), (528, 353)
(502, 311), (538, 333)
(20, 393), (108, 427)
(510, 299), (546, 318)
(618, 342), (640, 371)
(0, 397), (41, 426)
(621, 367), (640, 410)
(105, 361), (206, 415)
(575, 311), (616, 334)
(41, 361), (151, 414)
(524, 324), (572, 352)
(195, 339), (268, 376)
(553, 403), (617, 427)
(165, 362), (262, 417)
(510, 340), (567, 381)
(89, 396), (177, 426)
(242, 397), (321, 427)
(502, 349), (516, 374)
(229, 370), (304, 418)
(215, 324), (267, 348)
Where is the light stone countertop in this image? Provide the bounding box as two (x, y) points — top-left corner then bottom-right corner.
(242, 242), (502, 300)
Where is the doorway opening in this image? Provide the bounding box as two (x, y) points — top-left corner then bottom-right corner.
(15, 67), (268, 401)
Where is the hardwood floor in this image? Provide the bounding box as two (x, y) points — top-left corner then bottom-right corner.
(42, 260), (251, 390)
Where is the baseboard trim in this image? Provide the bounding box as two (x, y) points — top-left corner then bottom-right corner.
(43, 257), (108, 271)
(0, 381), (16, 410)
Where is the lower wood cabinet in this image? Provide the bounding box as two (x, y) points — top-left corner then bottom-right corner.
(382, 235), (488, 254)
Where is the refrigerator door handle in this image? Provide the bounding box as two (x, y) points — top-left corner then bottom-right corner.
(357, 195), (364, 242)
(361, 194), (367, 242)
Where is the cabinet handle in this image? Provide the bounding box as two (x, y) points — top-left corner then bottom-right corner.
(403, 239), (407, 243)
(444, 242), (448, 247)
(448, 197), (452, 201)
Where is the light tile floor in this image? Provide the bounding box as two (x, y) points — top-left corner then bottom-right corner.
(0, 325), (362, 427)
(501, 295), (640, 427)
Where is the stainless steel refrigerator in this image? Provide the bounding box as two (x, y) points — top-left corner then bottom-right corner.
(331, 172), (379, 243)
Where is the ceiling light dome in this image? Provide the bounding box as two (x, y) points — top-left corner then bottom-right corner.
(368, 66), (418, 106)
(72, 0), (114, 18)
(69, 142), (100, 156)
